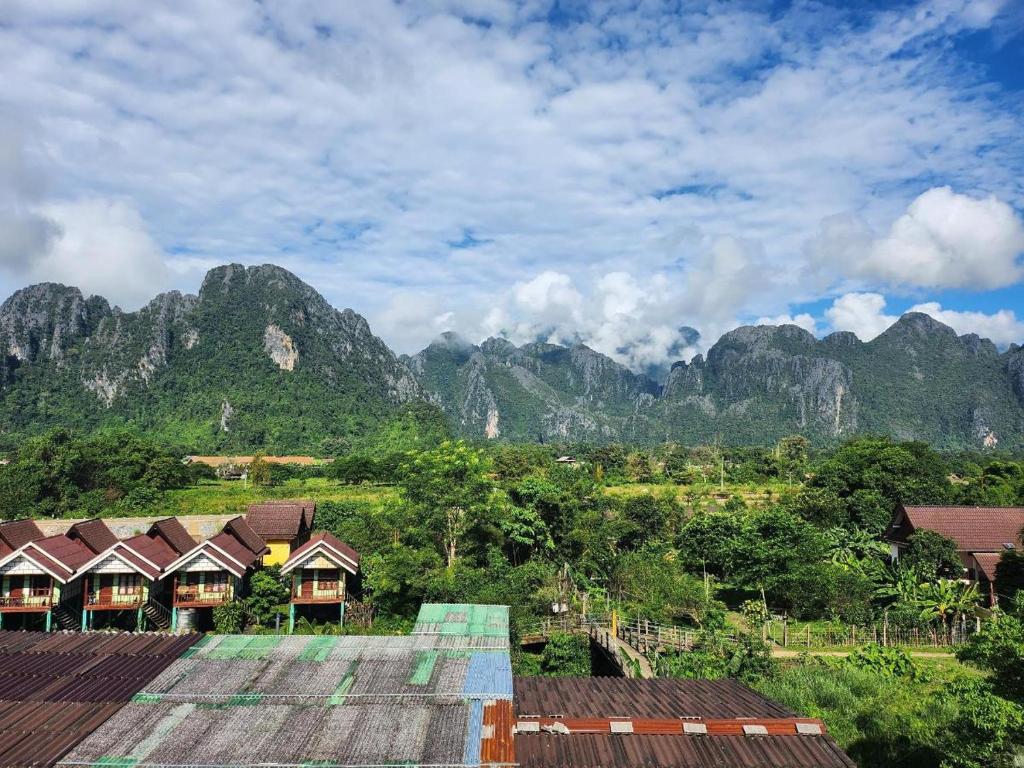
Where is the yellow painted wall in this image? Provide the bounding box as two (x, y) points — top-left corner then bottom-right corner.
(264, 539), (292, 566)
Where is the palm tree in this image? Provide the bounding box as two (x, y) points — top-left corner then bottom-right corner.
(915, 579), (979, 639)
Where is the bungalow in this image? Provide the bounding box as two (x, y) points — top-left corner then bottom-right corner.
(244, 501), (314, 566)
(0, 520), (93, 631)
(75, 518), (185, 630)
(280, 532), (360, 632)
(163, 516), (268, 632)
(886, 504), (1024, 605)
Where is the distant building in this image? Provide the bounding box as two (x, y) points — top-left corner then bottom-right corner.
(244, 501), (315, 566)
(886, 504), (1024, 604)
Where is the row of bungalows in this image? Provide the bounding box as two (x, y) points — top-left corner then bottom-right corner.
(0, 500), (361, 633)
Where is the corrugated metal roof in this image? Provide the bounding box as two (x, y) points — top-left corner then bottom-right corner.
(513, 678), (854, 768)
(62, 630), (513, 767)
(0, 631), (199, 768)
(413, 603), (510, 639)
(515, 678), (794, 720)
(515, 733), (857, 768)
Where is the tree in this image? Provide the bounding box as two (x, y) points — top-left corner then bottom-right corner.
(244, 567), (290, 625)
(400, 441), (495, 568)
(915, 579), (978, 637)
(248, 452), (271, 486)
(541, 632), (591, 676)
(957, 612), (1024, 701)
(995, 550), (1024, 608)
(937, 679), (1024, 768)
(625, 451), (655, 483)
(903, 530), (962, 579)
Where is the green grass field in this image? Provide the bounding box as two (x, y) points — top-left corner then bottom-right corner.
(154, 478), (398, 517)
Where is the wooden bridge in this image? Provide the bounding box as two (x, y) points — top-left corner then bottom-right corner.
(520, 614), (704, 679)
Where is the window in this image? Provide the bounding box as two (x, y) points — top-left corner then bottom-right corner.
(118, 574), (140, 595)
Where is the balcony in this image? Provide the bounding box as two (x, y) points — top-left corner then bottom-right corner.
(173, 586), (233, 608)
(0, 589), (54, 611)
(291, 582), (344, 604)
(86, 590), (144, 609)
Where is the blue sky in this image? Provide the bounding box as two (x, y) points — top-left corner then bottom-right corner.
(0, 0), (1022, 370)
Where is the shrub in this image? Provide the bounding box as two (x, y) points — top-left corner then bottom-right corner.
(212, 601), (245, 634)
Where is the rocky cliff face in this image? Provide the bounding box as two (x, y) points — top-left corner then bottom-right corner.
(3, 265), (1024, 450)
(0, 264), (423, 452)
(405, 333), (658, 443)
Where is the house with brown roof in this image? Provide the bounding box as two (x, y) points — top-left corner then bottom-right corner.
(886, 504), (1024, 604)
(280, 532), (360, 632)
(75, 519), (185, 631)
(0, 520), (93, 631)
(244, 501), (314, 566)
(162, 517), (268, 632)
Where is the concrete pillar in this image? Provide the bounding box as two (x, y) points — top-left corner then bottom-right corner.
(81, 608), (87, 631)
(288, 603), (295, 634)
(45, 610), (52, 632)
(136, 606), (144, 632)
(171, 606), (178, 633)
(0, 612), (4, 630)
(340, 601), (346, 627)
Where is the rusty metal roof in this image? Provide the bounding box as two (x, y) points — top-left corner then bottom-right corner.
(513, 678), (854, 768)
(515, 678), (794, 720)
(0, 631), (199, 768)
(515, 733), (857, 768)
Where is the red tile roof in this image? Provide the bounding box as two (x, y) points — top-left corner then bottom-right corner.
(224, 516), (268, 555)
(281, 531), (360, 576)
(891, 505), (1024, 553)
(149, 518), (196, 555)
(0, 519), (44, 549)
(245, 502), (312, 540)
(973, 552), (1001, 581)
(66, 519), (118, 554)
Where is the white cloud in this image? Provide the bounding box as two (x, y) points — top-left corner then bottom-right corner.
(0, 1), (1020, 363)
(825, 293), (897, 341)
(824, 292), (1024, 347)
(32, 200), (170, 308)
(814, 187), (1024, 290)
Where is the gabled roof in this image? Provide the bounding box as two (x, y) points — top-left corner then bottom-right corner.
(973, 552), (1001, 581)
(67, 519), (118, 554)
(123, 534), (179, 571)
(78, 541), (163, 580)
(890, 505), (1024, 553)
(281, 532), (360, 576)
(0, 534), (94, 583)
(149, 518), (196, 555)
(0, 519), (44, 549)
(226, 516), (270, 554)
(164, 521), (266, 579)
(245, 502), (312, 540)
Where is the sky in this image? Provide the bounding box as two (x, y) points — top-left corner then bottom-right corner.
(1, 0), (1023, 374)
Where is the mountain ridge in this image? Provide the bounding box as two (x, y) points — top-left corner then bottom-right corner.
(1, 263), (1022, 450)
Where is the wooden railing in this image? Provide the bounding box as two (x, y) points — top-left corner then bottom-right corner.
(87, 591), (144, 608)
(174, 587), (232, 606)
(0, 590), (53, 609)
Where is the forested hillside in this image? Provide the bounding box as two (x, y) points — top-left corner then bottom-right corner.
(3, 263), (1024, 451)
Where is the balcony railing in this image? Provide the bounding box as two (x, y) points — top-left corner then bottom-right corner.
(174, 587), (232, 606)
(292, 583), (344, 602)
(87, 590), (143, 608)
(0, 590), (53, 609)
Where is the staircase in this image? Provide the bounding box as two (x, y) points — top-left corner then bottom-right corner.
(143, 600), (172, 631)
(51, 604), (79, 630)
